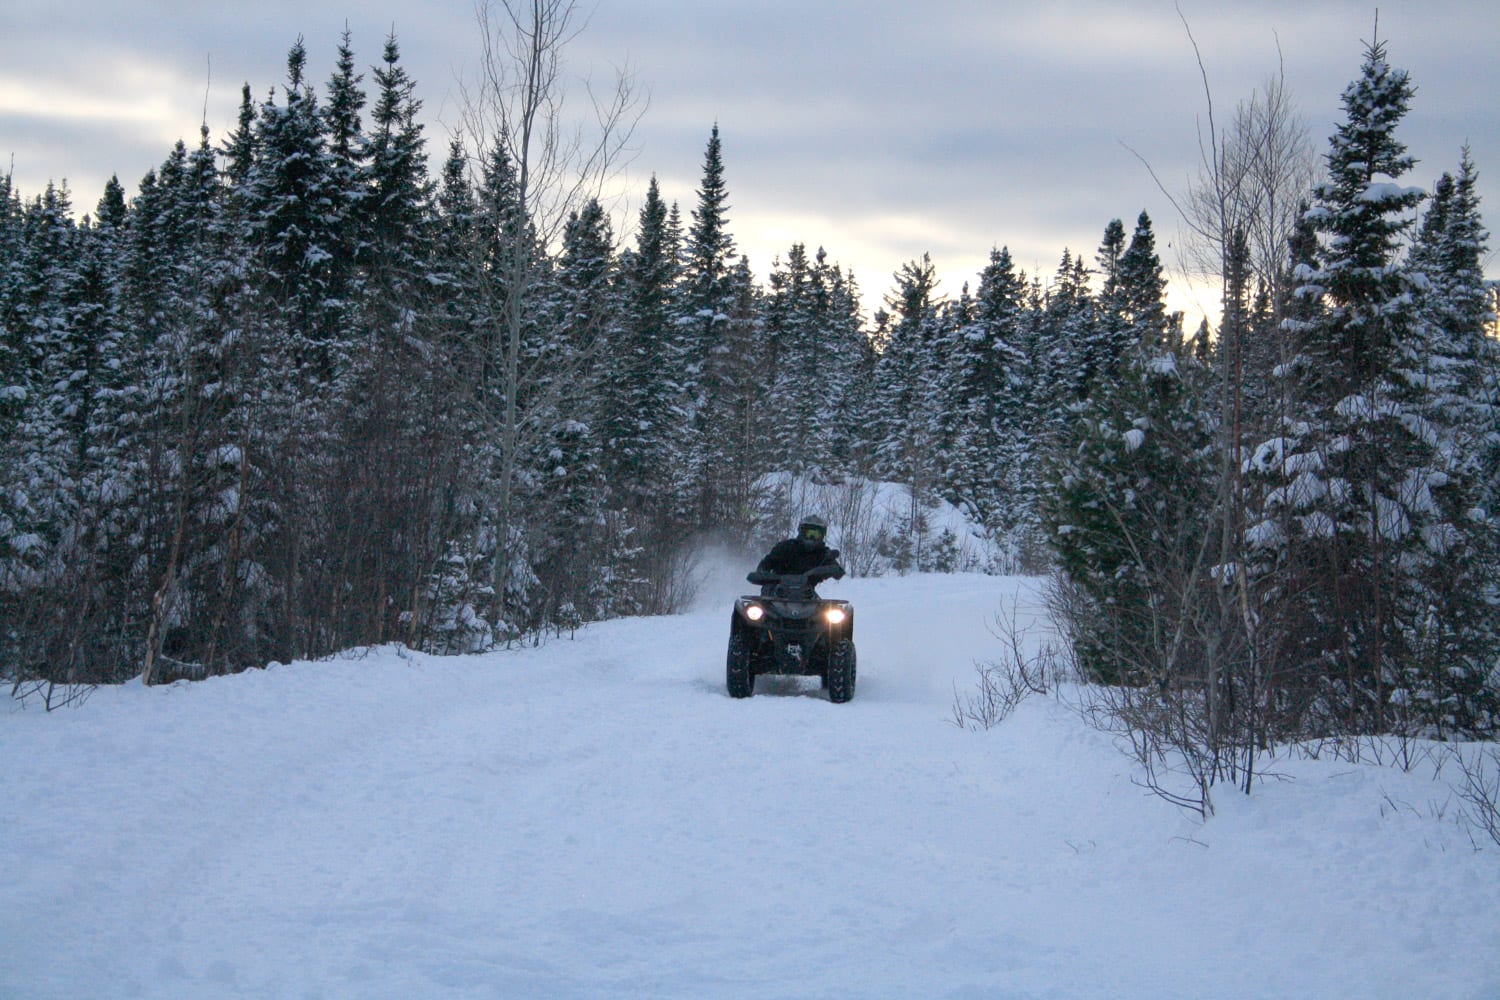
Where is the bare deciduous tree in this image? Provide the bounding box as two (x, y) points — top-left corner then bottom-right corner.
(453, 0), (645, 621)
(950, 595), (1068, 732)
(1101, 13), (1320, 814)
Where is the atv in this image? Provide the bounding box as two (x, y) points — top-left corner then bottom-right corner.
(726, 570), (856, 702)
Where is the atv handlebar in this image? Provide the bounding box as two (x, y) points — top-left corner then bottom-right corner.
(746, 564), (846, 596)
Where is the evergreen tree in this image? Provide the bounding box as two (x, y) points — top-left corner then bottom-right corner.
(364, 31), (431, 290)
(719, 253), (767, 530)
(1047, 344), (1218, 684)
(322, 27), (369, 308)
(246, 38), (346, 387)
(2, 184), (77, 686)
(679, 125), (754, 534)
(604, 177), (684, 505)
(599, 175), (692, 611)
(324, 27), (366, 181)
(0, 170), (32, 651)
(1049, 205), (1215, 679)
(528, 198), (616, 622)
(1117, 211), (1170, 349)
(1042, 249), (1098, 405)
(810, 248), (873, 478)
(944, 247), (1032, 541)
(1403, 149), (1500, 732)
(430, 136), (484, 370)
(683, 124), (736, 344)
(0, 170), (26, 432)
(765, 242), (825, 473)
(971, 247), (1039, 558)
(1093, 218), (1132, 378)
(1247, 39), (1496, 735)
(5, 183), (77, 585)
(872, 255), (949, 570)
(126, 124), (277, 679)
(221, 83), (260, 197)
(940, 273), (997, 531)
(1412, 150), (1500, 511)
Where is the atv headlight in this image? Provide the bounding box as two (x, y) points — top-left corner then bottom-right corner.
(744, 603), (765, 622)
(824, 607), (847, 625)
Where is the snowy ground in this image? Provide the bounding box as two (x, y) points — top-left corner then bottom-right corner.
(4, 571), (1499, 999)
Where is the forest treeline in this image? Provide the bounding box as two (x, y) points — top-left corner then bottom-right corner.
(0, 31), (1075, 691)
(3, 25), (1498, 759)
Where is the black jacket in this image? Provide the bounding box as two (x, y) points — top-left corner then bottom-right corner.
(757, 537), (845, 580)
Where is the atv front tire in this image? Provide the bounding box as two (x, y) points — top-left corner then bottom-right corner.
(726, 633), (754, 698)
(826, 638), (856, 703)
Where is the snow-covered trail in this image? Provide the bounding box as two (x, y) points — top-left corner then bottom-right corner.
(4, 573), (1498, 999)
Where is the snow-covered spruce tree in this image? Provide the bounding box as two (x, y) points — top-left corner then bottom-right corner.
(1411, 151), (1500, 511)
(809, 247), (874, 479)
(361, 32), (431, 296)
(0, 172), (24, 394)
(134, 129), (273, 681)
(1037, 249), (1099, 413)
(443, 139), (545, 643)
(597, 175), (696, 613)
(83, 176), (159, 678)
(764, 242), (829, 475)
(722, 254), (769, 529)
(318, 27), (369, 327)
(221, 83), (259, 203)
(3, 183), (76, 552)
(1046, 223), (1216, 689)
(1401, 149), (1500, 735)
(872, 254), (950, 571)
(44, 199), (136, 682)
(246, 39), (348, 391)
(0, 170), (32, 691)
(318, 32), (467, 655)
(679, 124), (765, 539)
(415, 138), (497, 654)
(599, 176), (680, 506)
(1046, 341), (1226, 802)
(1117, 212), (1172, 351)
(1093, 219), (1136, 375)
(524, 197), (626, 627)
(3, 177), (141, 690)
(940, 248), (1018, 546)
(998, 267), (1065, 569)
(2, 183), (84, 690)
(217, 40), (358, 665)
(1244, 39), (1497, 737)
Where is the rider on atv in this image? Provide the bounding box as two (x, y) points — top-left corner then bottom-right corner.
(756, 515), (846, 590)
(730, 514), (856, 701)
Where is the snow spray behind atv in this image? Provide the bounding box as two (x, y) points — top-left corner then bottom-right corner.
(726, 571), (856, 702)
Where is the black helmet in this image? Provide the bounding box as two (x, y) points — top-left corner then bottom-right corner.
(797, 515), (828, 547)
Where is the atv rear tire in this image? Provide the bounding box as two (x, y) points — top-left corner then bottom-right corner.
(726, 633), (754, 698)
(826, 638), (856, 703)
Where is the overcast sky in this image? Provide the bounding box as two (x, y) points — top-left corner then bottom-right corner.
(4, 1), (1496, 327)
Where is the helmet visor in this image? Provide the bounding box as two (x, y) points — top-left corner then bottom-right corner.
(798, 524), (826, 542)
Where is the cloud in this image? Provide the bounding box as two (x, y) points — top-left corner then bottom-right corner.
(3, 0), (1497, 329)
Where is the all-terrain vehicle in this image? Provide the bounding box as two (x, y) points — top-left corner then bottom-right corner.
(726, 571), (856, 702)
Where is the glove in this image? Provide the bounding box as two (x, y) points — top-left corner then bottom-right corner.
(811, 561), (845, 582)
